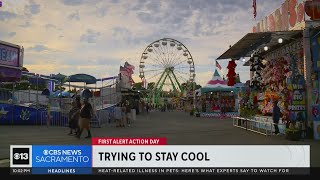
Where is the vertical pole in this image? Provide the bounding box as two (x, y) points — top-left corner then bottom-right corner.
(36, 75), (39, 125)
(303, 24), (312, 135)
(193, 81), (196, 109)
(59, 81), (62, 111)
(11, 83), (15, 125)
(28, 85), (30, 102)
(101, 80), (103, 109)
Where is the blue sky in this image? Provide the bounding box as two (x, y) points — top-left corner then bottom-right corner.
(0, 0), (284, 86)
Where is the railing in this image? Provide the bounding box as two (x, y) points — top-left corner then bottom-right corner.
(40, 111), (69, 127)
(232, 116), (284, 136)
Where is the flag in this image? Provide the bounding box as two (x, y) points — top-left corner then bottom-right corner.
(124, 61), (135, 74)
(252, 0), (257, 19)
(120, 66), (130, 77)
(216, 60), (222, 70)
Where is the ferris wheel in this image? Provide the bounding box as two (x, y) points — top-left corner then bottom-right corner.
(139, 38), (196, 104)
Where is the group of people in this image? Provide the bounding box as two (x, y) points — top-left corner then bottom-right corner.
(68, 96), (93, 139)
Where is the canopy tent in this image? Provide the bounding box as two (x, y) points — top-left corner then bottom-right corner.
(67, 74), (97, 84)
(199, 70), (239, 94)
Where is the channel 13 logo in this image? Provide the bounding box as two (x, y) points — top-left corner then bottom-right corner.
(13, 148), (29, 164)
(10, 145), (32, 167)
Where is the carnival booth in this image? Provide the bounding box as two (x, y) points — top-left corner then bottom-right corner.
(197, 70), (239, 118)
(215, 29), (315, 138)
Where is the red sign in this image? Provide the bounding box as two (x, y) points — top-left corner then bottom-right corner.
(253, 0), (306, 32)
(92, 137), (167, 145)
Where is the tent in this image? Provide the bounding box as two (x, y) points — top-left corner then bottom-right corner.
(199, 70), (239, 93)
(67, 74), (97, 84)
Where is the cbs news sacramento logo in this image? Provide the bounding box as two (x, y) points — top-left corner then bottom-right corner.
(10, 145), (32, 168)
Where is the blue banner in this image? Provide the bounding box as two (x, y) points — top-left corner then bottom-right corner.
(32, 145), (92, 168)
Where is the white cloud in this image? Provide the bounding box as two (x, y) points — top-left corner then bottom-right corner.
(1, 0), (283, 86)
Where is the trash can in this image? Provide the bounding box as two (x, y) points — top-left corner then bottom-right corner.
(131, 109), (136, 121)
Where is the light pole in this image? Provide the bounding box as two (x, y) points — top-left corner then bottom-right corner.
(28, 85), (31, 103)
(11, 83), (16, 125)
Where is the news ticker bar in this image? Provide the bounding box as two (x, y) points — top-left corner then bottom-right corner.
(9, 138), (310, 175)
(10, 168), (310, 175)
(10, 145), (310, 168)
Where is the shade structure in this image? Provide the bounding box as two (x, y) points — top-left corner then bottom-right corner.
(216, 30), (303, 61)
(200, 69), (239, 93)
(67, 74), (97, 84)
(28, 76), (48, 85)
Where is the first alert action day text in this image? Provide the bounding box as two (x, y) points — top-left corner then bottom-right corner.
(98, 152), (210, 161)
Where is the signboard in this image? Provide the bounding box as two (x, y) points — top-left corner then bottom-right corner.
(265, 39), (303, 60)
(0, 42), (20, 67)
(287, 78), (307, 121)
(253, 0), (307, 33)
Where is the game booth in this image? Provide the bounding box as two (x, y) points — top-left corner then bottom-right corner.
(215, 3), (320, 139)
(196, 70), (239, 118)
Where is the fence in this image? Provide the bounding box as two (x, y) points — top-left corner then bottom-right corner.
(232, 116), (285, 136)
(39, 105), (116, 128)
(0, 87), (121, 126)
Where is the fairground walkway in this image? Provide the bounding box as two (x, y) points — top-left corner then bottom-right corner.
(0, 111), (319, 167)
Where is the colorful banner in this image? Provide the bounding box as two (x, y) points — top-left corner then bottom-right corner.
(252, 0), (306, 32)
(287, 77), (306, 121)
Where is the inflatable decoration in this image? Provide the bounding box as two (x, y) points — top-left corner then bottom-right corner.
(227, 59), (237, 86)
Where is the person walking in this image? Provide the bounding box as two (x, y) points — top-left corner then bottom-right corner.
(121, 102), (126, 127)
(114, 103), (123, 127)
(77, 98), (93, 139)
(125, 100), (131, 126)
(68, 101), (80, 135)
(272, 101), (281, 135)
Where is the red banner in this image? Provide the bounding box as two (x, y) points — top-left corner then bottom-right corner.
(92, 137), (167, 145)
(253, 0), (306, 33)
